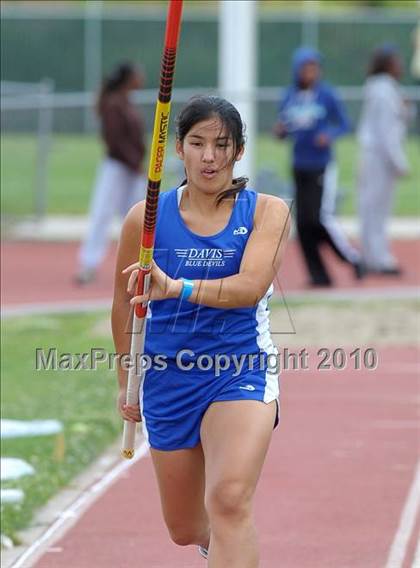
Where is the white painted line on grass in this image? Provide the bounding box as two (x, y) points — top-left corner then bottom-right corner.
(11, 440), (149, 568)
(3, 286), (420, 319)
(385, 461), (420, 568)
(2, 299), (112, 318)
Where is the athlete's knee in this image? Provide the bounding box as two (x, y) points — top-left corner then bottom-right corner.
(166, 520), (208, 547)
(167, 525), (198, 547)
(205, 479), (253, 521)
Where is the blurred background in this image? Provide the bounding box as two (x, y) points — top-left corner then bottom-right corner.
(1, 0), (419, 561)
(1, 0), (419, 220)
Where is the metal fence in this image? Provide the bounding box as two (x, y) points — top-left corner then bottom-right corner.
(1, 84), (419, 219)
(2, 2), (419, 132)
(2, 84), (420, 132)
(1, 80), (55, 218)
(1, 3), (418, 97)
(1, 3), (419, 218)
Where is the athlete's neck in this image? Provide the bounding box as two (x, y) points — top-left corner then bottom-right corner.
(181, 185), (233, 216)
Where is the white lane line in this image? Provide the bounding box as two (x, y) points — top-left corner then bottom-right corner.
(11, 440), (149, 568)
(412, 536), (420, 568)
(385, 461), (420, 568)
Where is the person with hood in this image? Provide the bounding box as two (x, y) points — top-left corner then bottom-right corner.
(274, 46), (364, 287)
(357, 45), (409, 275)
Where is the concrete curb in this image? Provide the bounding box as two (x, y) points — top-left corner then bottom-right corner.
(4, 215), (420, 242)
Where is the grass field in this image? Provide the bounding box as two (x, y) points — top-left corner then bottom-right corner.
(1, 312), (119, 543)
(1, 134), (419, 218)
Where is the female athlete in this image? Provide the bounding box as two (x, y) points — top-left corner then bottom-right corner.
(112, 95), (290, 567)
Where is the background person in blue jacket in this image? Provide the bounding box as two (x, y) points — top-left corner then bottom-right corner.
(274, 46), (364, 287)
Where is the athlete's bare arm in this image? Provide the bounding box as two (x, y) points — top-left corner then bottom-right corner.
(127, 194), (291, 309)
(111, 201), (145, 420)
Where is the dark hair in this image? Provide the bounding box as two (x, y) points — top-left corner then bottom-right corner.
(368, 45), (399, 76)
(175, 95), (248, 205)
(97, 62), (137, 116)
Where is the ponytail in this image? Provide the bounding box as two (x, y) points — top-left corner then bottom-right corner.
(216, 176), (248, 205)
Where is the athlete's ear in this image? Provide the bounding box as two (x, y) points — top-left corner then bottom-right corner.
(175, 139), (184, 160)
(235, 145), (245, 162)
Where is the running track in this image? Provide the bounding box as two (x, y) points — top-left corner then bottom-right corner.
(2, 239), (420, 567)
(2, 240), (420, 308)
(27, 348), (419, 568)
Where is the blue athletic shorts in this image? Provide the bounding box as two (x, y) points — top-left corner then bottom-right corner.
(140, 362), (280, 451)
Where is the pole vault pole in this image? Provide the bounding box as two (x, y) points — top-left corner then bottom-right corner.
(122, 0), (183, 459)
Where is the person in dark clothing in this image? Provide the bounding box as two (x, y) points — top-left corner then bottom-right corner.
(75, 62), (146, 285)
(274, 46), (365, 287)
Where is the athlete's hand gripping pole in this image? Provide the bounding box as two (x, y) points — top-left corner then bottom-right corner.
(122, 0), (183, 459)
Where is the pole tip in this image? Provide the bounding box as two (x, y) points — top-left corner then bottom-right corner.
(122, 449), (135, 459)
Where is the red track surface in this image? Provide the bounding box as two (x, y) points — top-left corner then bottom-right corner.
(2, 239), (419, 567)
(1, 239), (419, 307)
(32, 346), (419, 568)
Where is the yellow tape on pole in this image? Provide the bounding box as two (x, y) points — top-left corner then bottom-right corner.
(139, 246), (154, 267)
(148, 101), (171, 183)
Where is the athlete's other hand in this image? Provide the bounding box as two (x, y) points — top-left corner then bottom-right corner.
(117, 389), (141, 422)
(123, 260), (182, 304)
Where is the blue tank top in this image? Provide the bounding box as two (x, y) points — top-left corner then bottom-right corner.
(145, 187), (275, 362)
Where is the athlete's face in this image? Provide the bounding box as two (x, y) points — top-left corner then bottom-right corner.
(176, 116), (244, 195)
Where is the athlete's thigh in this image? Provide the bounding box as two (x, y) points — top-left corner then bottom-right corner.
(200, 400), (276, 497)
(150, 444), (207, 528)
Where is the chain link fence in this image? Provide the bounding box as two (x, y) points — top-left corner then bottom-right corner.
(2, 3), (418, 94)
(1, 3), (419, 218)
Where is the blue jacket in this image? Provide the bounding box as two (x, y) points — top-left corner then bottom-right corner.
(279, 47), (350, 170)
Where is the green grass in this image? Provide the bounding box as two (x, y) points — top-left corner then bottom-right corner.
(1, 312), (120, 542)
(257, 135), (420, 216)
(1, 134), (419, 217)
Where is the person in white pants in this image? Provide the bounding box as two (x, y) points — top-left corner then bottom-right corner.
(78, 159), (145, 276)
(76, 62), (146, 284)
(357, 45), (410, 275)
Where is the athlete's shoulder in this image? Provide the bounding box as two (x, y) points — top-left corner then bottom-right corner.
(256, 192), (290, 213)
(254, 193), (291, 232)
